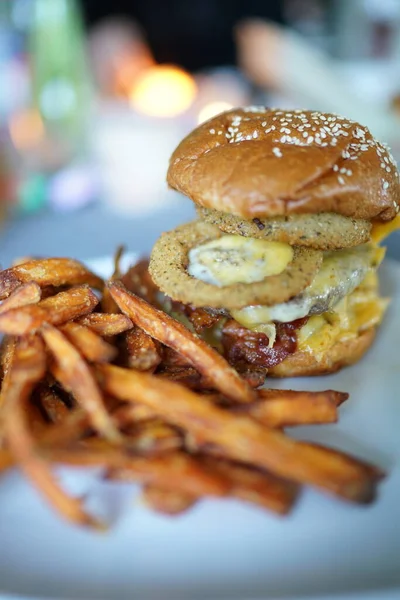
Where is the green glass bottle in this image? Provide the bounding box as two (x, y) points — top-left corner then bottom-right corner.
(29, 0), (92, 164)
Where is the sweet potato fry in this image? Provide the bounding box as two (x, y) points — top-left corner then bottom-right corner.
(108, 282), (256, 404)
(101, 246), (125, 314)
(233, 389), (349, 428)
(124, 327), (162, 371)
(162, 347), (194, 368)
(98, 364), (383, 504)
(37, 384), (70, 424)
(1, 335), (99, 527)
(202, 458), (299, 515)
(141, 485), (197, 515)
(41, 324), (120, 442)
(121, 420), (183, 454)
(157, 365), (203, 390)
(43, 442), (128, 468)
(61, 322), (117, 364)
(106, 450), (230, 497)
(120, 258), (159, 305)
(0, 336), (15, 380)
(112, 403), (155, 425)
(0, 447), (13, 474)
(0, 285), (99, 335)
(0, 282), (41, 314)
(39, 408), (90, 447)
(0, 258), (103, 299)
(77, 312), (133, 336)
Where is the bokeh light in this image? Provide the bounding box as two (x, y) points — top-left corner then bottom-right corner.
(197, 100), (233, 124)
(129, 65), (197, 118)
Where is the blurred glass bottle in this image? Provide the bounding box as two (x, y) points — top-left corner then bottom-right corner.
(29, 0), (92, 170)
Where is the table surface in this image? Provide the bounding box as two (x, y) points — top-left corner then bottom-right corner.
(0, 194), (399, 266)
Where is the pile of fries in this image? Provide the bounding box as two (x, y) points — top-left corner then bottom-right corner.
(0, 252), (385, 528)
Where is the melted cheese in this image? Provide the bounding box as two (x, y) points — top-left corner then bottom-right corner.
(297, 282), (389, 360)
(188, 236), (293, 286)
(371, 214), (400, 244)
(232, 244), (383, 327)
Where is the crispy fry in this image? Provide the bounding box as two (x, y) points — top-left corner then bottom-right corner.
(113, 403), (155, 425)
(41, 324), (120, 442)
(98, 364), (383, 504)
(202, 458), (299, 515)
(233, 389), (349, 428)
(37, 384), (70, 424)
(2, 336), (99, 527)
(0, 336), (15, 380)
(161, 347), (193, 368)
(25, 397), (48, 436)
(43, 443), (128, 468)
(141, 485), (197, 515)
(0, 258), (103, 299)
(0, 447), (13, 473)
(157, 365), (203, 390)
(0, 282), (41, 314)
(77, 312), (133, 336)
(39, 408), (89, 447)
(0, 338), (16, 417)
(0, 285), (99, 335)
(124, 327), (162, 371)
(44, 444), (229, 497)
(121, 420), (182, 454)
(102, 246), (126, 314)
(108, 282), (256, 404)
(120, 259), (159, 305)
(61, 322), (117, 364)
(106, 450), (230, 497)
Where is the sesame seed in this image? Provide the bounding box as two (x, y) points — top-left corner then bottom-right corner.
(209, 129), (215, 134)
(307, 136), (314, 143)
(273, 147), (283, 158)
(383, 181), (389, 190)
(253, 131), (258, 139)
(386, 166), (391, 172)
(338, 176), (345, 184)
(333, 165), (339, 172)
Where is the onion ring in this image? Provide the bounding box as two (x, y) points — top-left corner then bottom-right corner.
(197, 207), (371, 250)
(149, 221), (323, 309)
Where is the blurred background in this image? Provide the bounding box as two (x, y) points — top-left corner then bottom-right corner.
(1, 0), (400, 265)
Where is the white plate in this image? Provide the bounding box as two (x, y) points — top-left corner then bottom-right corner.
(0, 256), (399, 600)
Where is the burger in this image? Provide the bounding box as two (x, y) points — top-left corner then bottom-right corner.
(149, 107), (400, 380)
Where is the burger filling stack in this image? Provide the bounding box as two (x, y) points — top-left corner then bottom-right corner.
(149, 108), (400, 379)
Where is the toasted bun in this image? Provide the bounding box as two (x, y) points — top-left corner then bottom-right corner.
(168, 108), (400, 222)
(269, 327), (376, 377)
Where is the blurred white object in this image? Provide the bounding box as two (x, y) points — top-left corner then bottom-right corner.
(93, 101), (190, 216)
(236, 20), (400, 155)
(194, 68), (251, 121)
(335, 0), (400, 59)
(197, 101), (233, 124)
